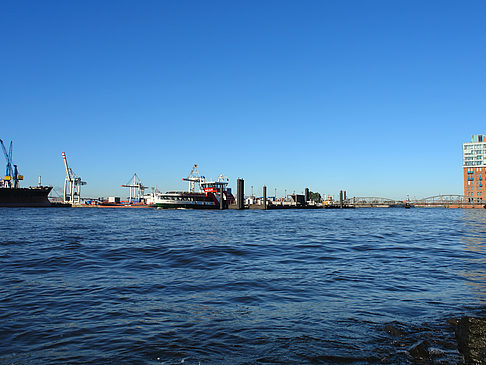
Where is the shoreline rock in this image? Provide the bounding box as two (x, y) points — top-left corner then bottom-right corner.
(408, 340), (431, 362)
(455, 317), (486, 364)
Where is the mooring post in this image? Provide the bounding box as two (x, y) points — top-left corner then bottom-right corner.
(263, 186), (267, 210)
(339, 190), (344, 209)
(220, 184), (224, 210)
(237, 178), (244, 210)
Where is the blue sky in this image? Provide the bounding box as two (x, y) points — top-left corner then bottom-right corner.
(1, 1), (485, 200)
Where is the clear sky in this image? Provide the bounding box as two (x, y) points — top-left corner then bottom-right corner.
(1, 1), (485, 200)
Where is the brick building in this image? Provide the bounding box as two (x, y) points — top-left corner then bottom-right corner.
(463, 134), (486, 202)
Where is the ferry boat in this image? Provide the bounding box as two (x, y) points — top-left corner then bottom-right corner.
(149, 165), (235, 209)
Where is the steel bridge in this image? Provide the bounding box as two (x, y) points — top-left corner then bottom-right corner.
(344, 195), (485, 208)
(412, 194), (485, 207)
(345, 197), (401, 205)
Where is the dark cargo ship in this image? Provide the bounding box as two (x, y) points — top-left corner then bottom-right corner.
(0, 139), (52, 207)
(0, 186), (52, 207)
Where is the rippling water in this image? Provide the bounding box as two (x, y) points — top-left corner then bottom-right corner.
(1, 208), (486, 364)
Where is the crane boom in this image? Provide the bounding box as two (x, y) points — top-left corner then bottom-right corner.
(62, 152), (71, 180)
(0, 139), (11, 177)
(0, 139), (7, 159)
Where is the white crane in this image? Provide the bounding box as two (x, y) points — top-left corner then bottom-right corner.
(182, 164), (205, 192)
(121, 173), (147, 203)
(62, 152), (86, 205)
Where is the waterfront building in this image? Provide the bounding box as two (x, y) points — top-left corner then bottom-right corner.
(463, 134), (486, 202)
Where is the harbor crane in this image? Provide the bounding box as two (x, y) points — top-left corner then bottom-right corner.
(0, 139), (23, 188)
(182, 164), (205, 192)
(62, 152), (86, 205)
(121, 173), (147, 203)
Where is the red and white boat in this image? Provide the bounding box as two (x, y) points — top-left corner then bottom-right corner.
(149, 165), (235, 209)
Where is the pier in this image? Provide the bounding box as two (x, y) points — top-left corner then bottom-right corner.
(230, 188), (486, 210)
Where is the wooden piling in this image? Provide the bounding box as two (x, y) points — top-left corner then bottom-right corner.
(263, 186), (267, 210)
(237, 178), (244, 210)
(220, 184), (224, 210)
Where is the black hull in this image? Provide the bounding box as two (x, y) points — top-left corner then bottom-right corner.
(0, 186), (52, 207)
(154, 203), (219, 209)
(153, 191), (228, 209)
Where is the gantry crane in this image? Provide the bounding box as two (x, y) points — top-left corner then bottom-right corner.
(0, 139), (23, 188)
(182, 164), (205, 192)
(121, 173), (147, 203)
(62, 152), (86, 205)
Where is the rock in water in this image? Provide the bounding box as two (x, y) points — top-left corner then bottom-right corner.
(455, 317), (486, 364)
(408, 340), (430, 362)
(447, 318), (459, 327)
(384, 324), (405, 337)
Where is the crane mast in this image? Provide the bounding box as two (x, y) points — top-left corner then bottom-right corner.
(62, 152), (86, 205)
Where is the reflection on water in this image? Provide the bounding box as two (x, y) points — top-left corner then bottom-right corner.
(461, 210), (486, 303)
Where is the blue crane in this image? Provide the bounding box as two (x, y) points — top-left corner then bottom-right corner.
(0, 139), (13, 188)
(0, 139), (22, 188)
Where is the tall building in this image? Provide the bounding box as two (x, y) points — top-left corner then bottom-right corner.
(463, 134), (486, 202)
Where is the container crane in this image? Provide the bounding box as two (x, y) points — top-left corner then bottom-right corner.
(121, 173), (147, 203)
(0, 139), (23, 188)
(182, 164), (205, 192)
(62, 152), (86, 205)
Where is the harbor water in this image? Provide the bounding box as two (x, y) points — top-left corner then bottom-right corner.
(1, 208), (486, 364)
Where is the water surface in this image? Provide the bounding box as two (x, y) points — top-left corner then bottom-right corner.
(1, 208), (486, 363)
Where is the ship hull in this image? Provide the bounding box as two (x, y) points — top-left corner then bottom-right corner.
(152, 191), (223, 209)
(154, 202), (218, 209)
(0, 186), (52, 207)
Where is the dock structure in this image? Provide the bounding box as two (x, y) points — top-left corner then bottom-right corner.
(58, 195), (486, 209)
(229, 190), (478, 209)
(72, 193), (485, 210)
